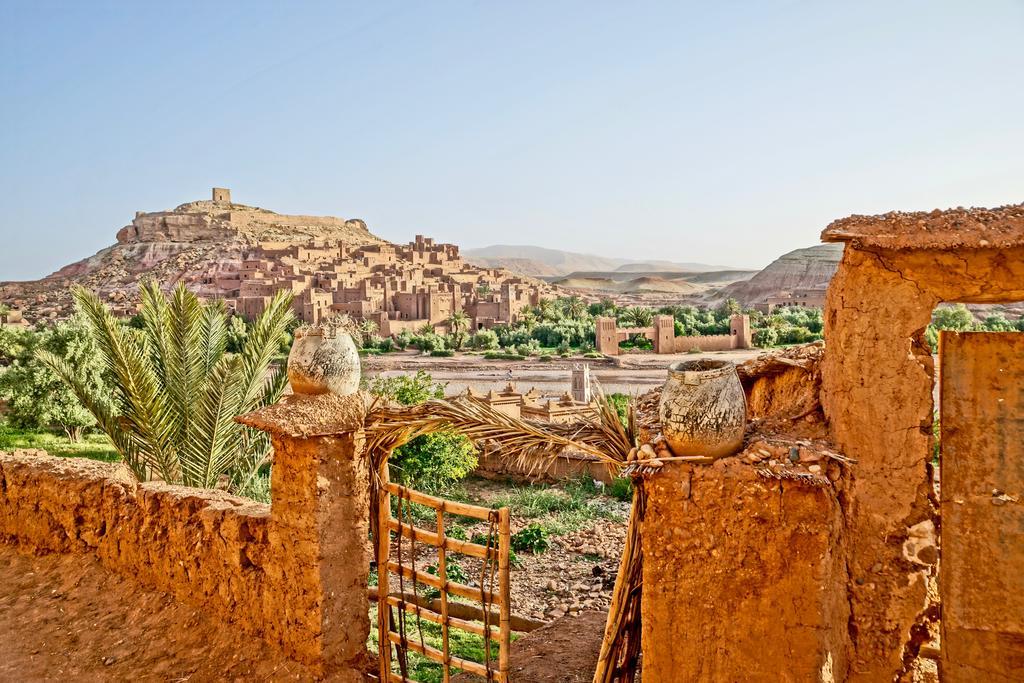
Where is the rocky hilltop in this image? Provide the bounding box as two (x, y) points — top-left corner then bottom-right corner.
(719, 243), (844, 306)
(1, 191), (383, 321)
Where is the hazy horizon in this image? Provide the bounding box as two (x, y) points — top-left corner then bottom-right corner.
(2, 1), (1023, 280)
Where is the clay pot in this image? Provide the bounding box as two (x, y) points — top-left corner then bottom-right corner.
(658, 359), (746, 458)
(287, 326), (361, 396)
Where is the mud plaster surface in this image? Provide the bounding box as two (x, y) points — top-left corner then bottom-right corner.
(821, 244), (1024, 680)
(0, 545), (317, 682)
(640, 458), (848, 681)
(0, 439), (372, 679)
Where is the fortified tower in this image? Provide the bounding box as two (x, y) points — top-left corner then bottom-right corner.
(571, 364), (591, 404)
(212, 187), (232, 203)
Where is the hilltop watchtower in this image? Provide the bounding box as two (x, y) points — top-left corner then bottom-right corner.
(212, 187), (232, 203)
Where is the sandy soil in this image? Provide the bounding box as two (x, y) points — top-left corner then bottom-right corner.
(452, 610), (607, 683)
(0, 547), (316, 682)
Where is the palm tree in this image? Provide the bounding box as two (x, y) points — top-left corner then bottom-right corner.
(39, 282), (294, 492)
(618, 306), (654, 328)
(448, 310), (470, 350)
(536, 298), (557, 322)
(565, 296), (587, 321)
(357, 318), (379, 347)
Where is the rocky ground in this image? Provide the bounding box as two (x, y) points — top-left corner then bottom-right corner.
(385, 476), (631, 624)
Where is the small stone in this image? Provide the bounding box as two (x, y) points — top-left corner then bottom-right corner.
(745, 453), (761, 464)
(917, 546), (938, 565)
(992, 497), (1007, 506)
(799, 449), (822, 464)
(103, 658), (116, 666)
(545, 579), (558, 591)
(871, 563), (882, 573)
(808, 464), (822, 474)
(788, 447), (800, 463)
(826, 464), (842, 482)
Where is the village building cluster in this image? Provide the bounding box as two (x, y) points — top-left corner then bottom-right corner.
(218, 234), (554, 334)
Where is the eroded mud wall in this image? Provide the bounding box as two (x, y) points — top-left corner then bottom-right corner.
(0, 453), (276, 636)
(821, 244), (1024, 680)
(940, 332), (1024, 682)
(640, 459), (848, 681)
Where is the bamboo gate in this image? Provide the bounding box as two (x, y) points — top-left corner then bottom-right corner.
(377, 481), (512, 682)
(367, 391), (649, 683)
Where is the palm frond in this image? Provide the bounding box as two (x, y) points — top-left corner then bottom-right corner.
(179, 355), (245, 488)
(237, 290), (294, 411)
(72, 286), (180, 482)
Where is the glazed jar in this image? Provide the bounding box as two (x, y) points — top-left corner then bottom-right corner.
(658, 359), (746, 458)
(287, 326), (361, 396)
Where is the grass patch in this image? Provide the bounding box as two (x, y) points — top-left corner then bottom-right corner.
(368, 604), (516, 683)
(0, 426), (119, 463)
(483, 352), (526, 361)
(484, 476), (626, 535)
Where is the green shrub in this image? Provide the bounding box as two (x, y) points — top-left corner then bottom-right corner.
(391, 430), (478, 493)
(483, 352), (526, 361)
(583, 351), (603, 359)
(607, 477), (633, 501)
(538, 354), (553, 362)
(368, 370), (445, 405)
(511, 524), (550, 554)
(687, 346), (702, 354)
(469, 329), (500, 350)
(430, 349), (454, 357)
(515, 340), (541, 356)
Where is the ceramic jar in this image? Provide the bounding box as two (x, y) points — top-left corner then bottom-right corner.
(658, 359), (746, 458)
(287, 326), (361, 396)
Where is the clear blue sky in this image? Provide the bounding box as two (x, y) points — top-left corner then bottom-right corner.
(2, 1), (1022, 280)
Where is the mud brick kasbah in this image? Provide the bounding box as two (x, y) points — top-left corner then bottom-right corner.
(2, 202), (1024, 682)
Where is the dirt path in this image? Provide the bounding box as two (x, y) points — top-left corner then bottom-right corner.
(452, 610), (607, 683)
(0, 546), (315, 682)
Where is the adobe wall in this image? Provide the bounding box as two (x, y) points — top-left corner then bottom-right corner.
(0, 452), (281, 643)
(0, 391), (372, 679)
(821, 244), (1024, 680)
(671, 333), (735, 352)
(641, 458), (849, 681)
(474, 446), (613, 484)
(940, 332), (1024, 682)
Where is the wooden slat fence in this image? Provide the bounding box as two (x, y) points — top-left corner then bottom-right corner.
(378, 482), (511, 682)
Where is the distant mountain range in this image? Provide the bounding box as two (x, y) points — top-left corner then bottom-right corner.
(463, 245), (735, 277)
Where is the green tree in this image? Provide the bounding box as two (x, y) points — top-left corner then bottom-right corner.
(564, 296), (587, 321)
(536, 298), (559, 322)
(618, 306), (654, 328)
(367, 371), (477, 492)
(357, 318), (379, 347)
(448, 310), (470, 350)
(40, 283), (294, 492)
(716, 297), (742, 319)
(0, 315), (111, 442)
(931, 304), (975, 331)
(469, 329), (499, 350)
(225, 315), (248, 353)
